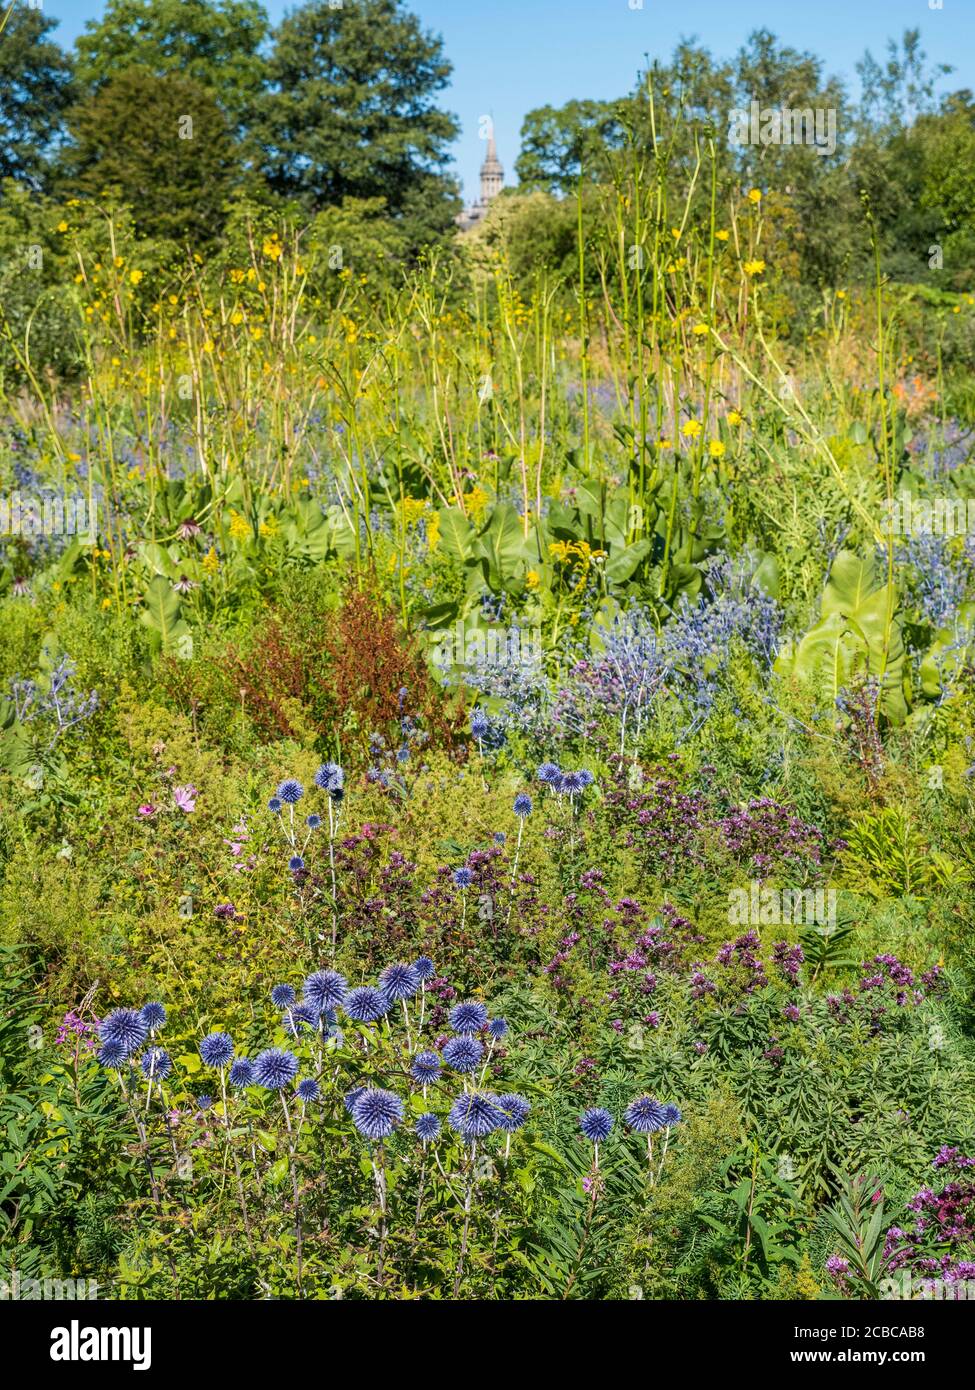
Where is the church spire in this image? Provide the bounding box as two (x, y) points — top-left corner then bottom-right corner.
(479, 127), (504, 205)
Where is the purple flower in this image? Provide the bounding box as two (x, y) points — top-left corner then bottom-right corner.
(379, 962), (421, 1003)
(625, 1096), (667, 1134)
(443, 1036), (483, 1074)
(304, 969), (347, 1013)
(351, 1088), (403, 1141)
(580, 1108), (614, 1143)
(448, 1091), (504, 1139)
(343, 986), (389, 1023)
(449, 1001), (488, 1034)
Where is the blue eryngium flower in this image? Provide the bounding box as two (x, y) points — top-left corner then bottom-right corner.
(351, 1088), (403, 1141)
(496, 1093), (530, 1132)
(415, 1113), (441, 1142)
(379, 961), (421, 1003)
(141, 1048), (172, 1081)
(443, 1035), (483, 1073)
(343, 986), (388, 1022)
(449, 1000), (488, 1034)
(271, 984), (296, 1008)
(97, 1040), (129, 1069)
(448, 1091), (504, 1139)
(580, 1108), (614, 1143)
(282, 1003), (318, 1036)
(306, 814), (321, 829)
(487, 1018), (508, 1040)
(268, 797), (283, 814)
(277, 779), (304, 804)
(197, 1095), (214, 1110)
(559, 770), (586, 795)
(513, 793), (532, 817)
(253, 1048), (299, 1090)
(297, 1078), (320, 1103)
(660, 1103), (682, 1126)
(314, 762), (344, 797)
(344, 1086), (366, 1114)
(452, 867), (474, 889)
(229, 1058), (253, 1088)
(99, 1008), (148, 1056)
(537, 761), (561, 785)
(199, 1032), (234, 1069)
(625, 1096), (667, 1134)
(289, 855), (305, 872)
(140, 1002), (166, 1032)
(410, 1051), (442, 1084)
(413, 956), (435, 980)
(469, 709), (490, 739)
(304, 969), (348, 1013)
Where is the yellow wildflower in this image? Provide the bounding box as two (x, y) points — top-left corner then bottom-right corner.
(743, 259), (765, 276)
(716, 229), (730, 241)
(727, 410), (742, 426)
(128, 269), (143, 286)
(681, 419), (703, 440)
(748, 188), (762, 204)
(708, 439), (726, 459)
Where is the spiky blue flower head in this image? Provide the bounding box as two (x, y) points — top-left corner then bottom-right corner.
(559, 770), (586, 795)
(306, 814), (322, 829)
(469, 708), (490, 739)
(488, 1018), (508, 1040)
(625, 1096), (667, 1134)
(449, 1000), (489, 1035)
(494, 832), (506, 845)
(268, 797), (283, 814)
(140, 1001), (166, 1032)
(414, 956), (435, 981)
(99, 1008), (148, 1056)
(379, 961), (421, 1003)
(283, 1003), (319, 1037)
(141, 1048), (172, 1081)
(513, 793), (533, 818)
(396, 746), (410, 764)
(229, 1058), (253, 1088)
(443, 1035), (484, 1074)
(289, 855), (305, 872)
(277, 779), (304, 805)
(496, 1093), (531, 1132)
(410, 1051), (442, 1085)
(537, 761), (561, 785)
(199, 1032), (234, 1069)
(577, 769), (595, 788)
(97, 1040), (129, 1069)
(344, 1086), (366, 1114)
(271, 984), (296, 1009)
(197, 1095), (214, 1110)
(304, 969), (348, 1013)
(297, 1078), (320, 1103)
(314, 762), (344, 796)
(253, 1048), (299, 1090)
(660, 1103), (682, 1126)
(343, 986), (389, 1023)
(415, 1113), (441, 1143)
(448, 1091), (504, 1140)
(452, 866), (474, 889)
(580, 1108), (614, 1143)
(351, 1088), (404, 1141)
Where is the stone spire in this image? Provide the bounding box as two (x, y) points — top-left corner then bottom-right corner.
(479, 130), (504, 204)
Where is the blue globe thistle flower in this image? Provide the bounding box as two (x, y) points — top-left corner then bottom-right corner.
(304, 969), (348, 1013)
(625, 1096), (667, 1134)
(268, 797), (283, 814)
(344, 1086), (366, 1114)
(197, 1095), (214, 1110)
(396, 746), (410, 763)
(410, 1051), (442, 1085)
(559, 770), (585, 795)
(140, 1001), (166, 1032)
(289, 855), (305, 872)
(229, 1058), (253, 1088)
(413, 956), (435, 980)
(314, 762), (344, 797)
(660, 1103), (682, 1126)
(296, 1078), (320, 1103)
(448, 1091), (504, 1139)
(415, 1113), (441, 1143)
(580, 1108), (614, 1143)
(378, 961), (421, 1003)
(282, 1003), (319, 1037)
(452, 866), (474, 889)
(513, 793), (533, 817)
(99, 1008), (148, 1057)
(449, 1000), (488, 1034)
(253, 1048), (299, 1090)
(271, 984), (296, 1009)
(493, 832), (506, 845)
(537, 761), (561, 785)
(199, 1032), (234, 1069)
(343, 986), (388, 1023)
(496, 1093), (530, 1132)
(577, 769), (595, 788)
(443, 1035), (484, 1073)
(97, 1040), (129, 1069)
(487, 1018), (508, 1040)
(351, 1088), (403, 1141)
(276, 779), (304, 805)
(141, 1048), (172, 1081)
(306, 814), (321, 830)
(469, 708), (490, 739)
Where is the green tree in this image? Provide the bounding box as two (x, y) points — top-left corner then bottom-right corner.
(253, 0), (459, 248)
(0, 2), (75, 188)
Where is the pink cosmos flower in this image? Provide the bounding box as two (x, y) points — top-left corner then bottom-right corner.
(138, 804), (157, 817)
(172, 784), (197, 813)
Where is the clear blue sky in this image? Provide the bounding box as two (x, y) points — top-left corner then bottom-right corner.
(52, 0), (975, 200)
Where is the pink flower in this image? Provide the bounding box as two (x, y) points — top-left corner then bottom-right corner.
(138, 803), (157, 817)
(173, 784), (197, 813)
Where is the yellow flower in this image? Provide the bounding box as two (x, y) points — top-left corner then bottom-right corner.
(262, 236), (283, 261)
(836, 290), (847, 300)
(426, 512), (440, 552)
(101, 598), (112, 610)
(681, 419), (703, 439)
(692, 323), (709, 336)
(464, 485), (490, 523)
(202, 547), (219, 576)
(748, 188), (762, 204)
(228, 510), (251, 543)
(671, 227), (682, 240)
(56, 220), (68, 234)
(114, 256), (124, 268)
(716, 229), (730, 241)
(743, 259), (765, 276)
(250, 326), (263, 341)
(128, 268), (144, 286)
(203, 339), (215, 353)
(656, 438), (673, 450)
(229, 268), (246, 284)
(526, 569), (540, 589)
(727, 410), (742, 426)
(708, 439), (726, 459)
(230, 310), (244, 326)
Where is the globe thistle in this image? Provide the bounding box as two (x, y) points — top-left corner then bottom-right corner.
(271, 984), (296, 1009)
(448, 1091), (504, 1140)
(469, 708), (490, 739)
(199, 1032), (235, 1069)
(282, 1003), (319, 1037)
(314, 763), (344, 797)
(268, 797), (283, 814)
(276, 779), (304, 805)
(378, 961), (421, 1003)
(660, 1103), (682, 1126)
(513, 793), (533, 817)
(306, 814), (321, 830)
(496, 1093), (530, 1132)
(415, 1113), (441, 1143)
(99, 1008), (148, 1057)
(140, 1001), (166, 1032)
(443, 1035), (484, 1074)
(452, 866), (474, 889)
(449, 1000), (488, 1035)
(580, 1108), (614, 1144)
(229, 1058), (253, 1088)
(141, 1048), (172, 1081)
(559, 770), (586, 795)
(414, 956), (435, 980)
(351, 1087), (403, 1141)
(577, 769), (595, 788)
(197, 1095), (214, 1110)
(253, 1048), (299, 1090)
(537, 761), (561, 786)
(343, 986), (388, 1023)
(410, 1050), (442, 1085)
(97, 1040), (129, 1070)
(625, 1096), (667, 1134)
(304, 969), (347, 1013)
(344, 1086), (366, 1114)
(487, 1018), (508, 1040)
(296, 1078), (320, 1103)
(289, 855), (305, 872)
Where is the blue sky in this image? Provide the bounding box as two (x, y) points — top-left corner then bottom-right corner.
(52, 0), (975, 200)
